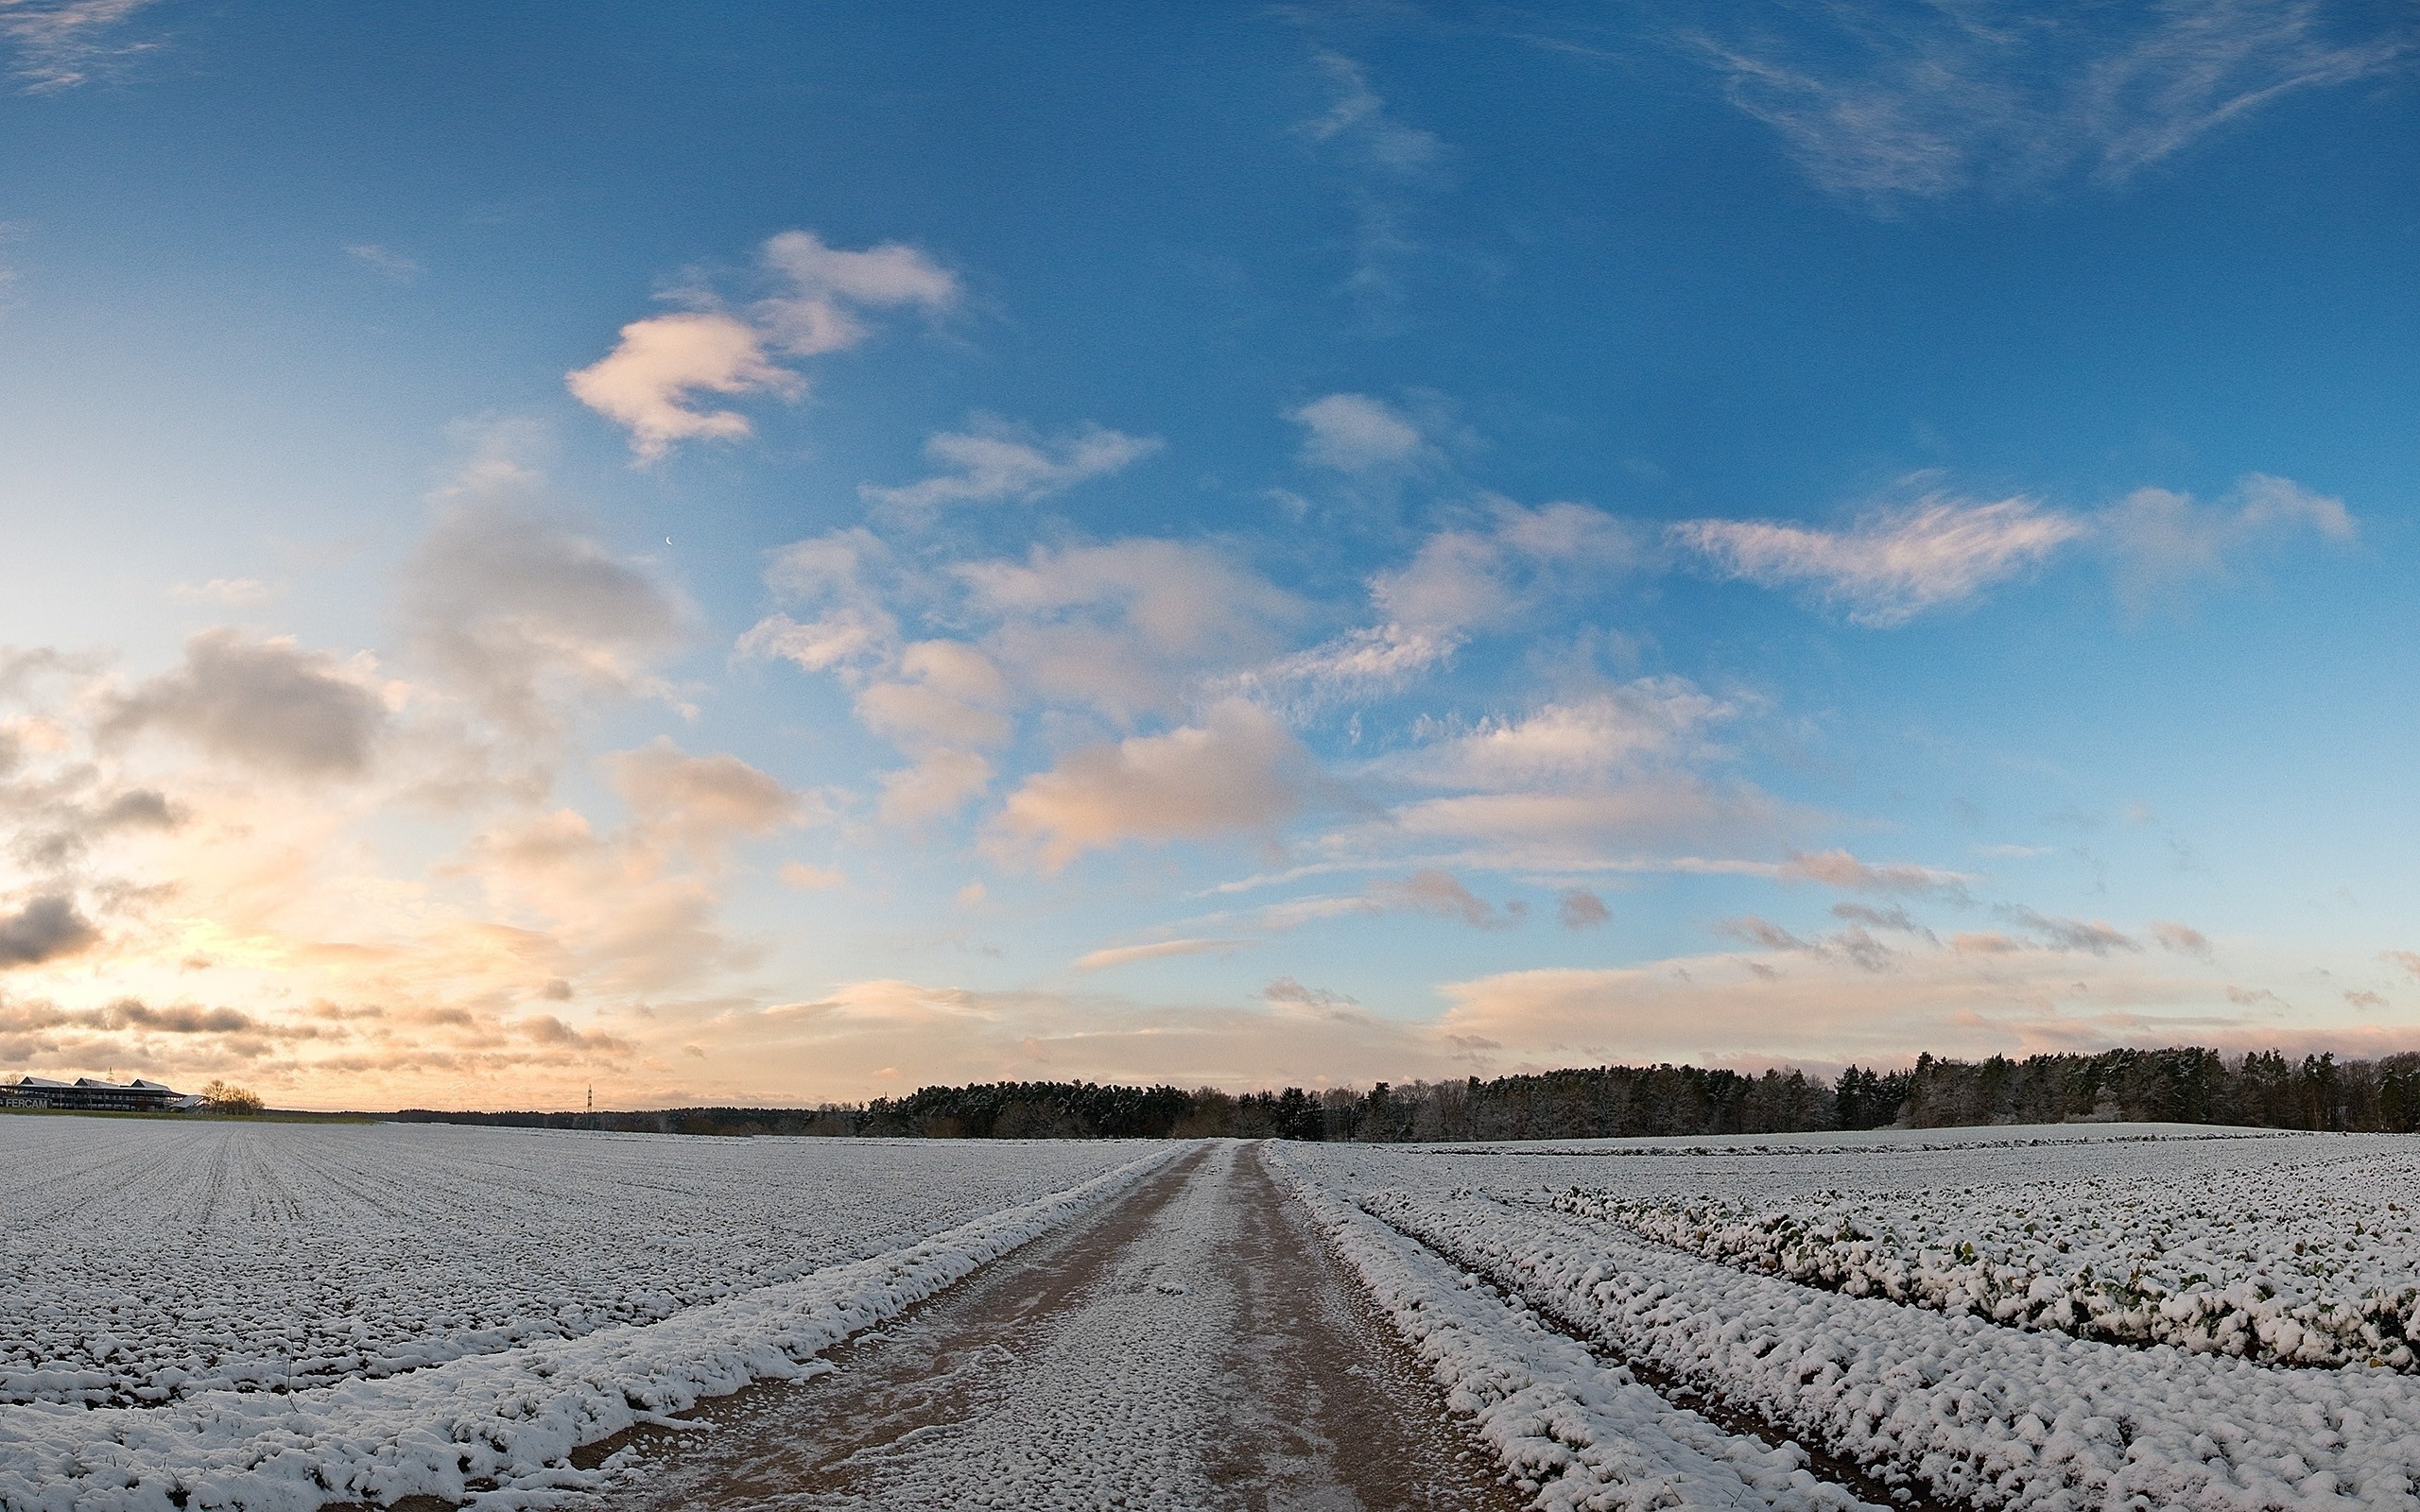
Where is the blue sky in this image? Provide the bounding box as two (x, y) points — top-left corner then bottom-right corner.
(1, 0), (2414, 1108)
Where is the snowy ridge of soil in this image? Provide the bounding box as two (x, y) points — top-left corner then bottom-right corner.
(0, 1120), (1150, 1407)
(0, 1146), (1179, 1512)
(1554, 1147), (2420, 1370)
(1360, 1186), (2420, 1512)
(1270, 1147), (1884, 1512)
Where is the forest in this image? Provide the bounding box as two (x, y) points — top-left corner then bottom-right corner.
(389, 1045), (2420, 1141)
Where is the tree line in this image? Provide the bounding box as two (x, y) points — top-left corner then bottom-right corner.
(388, 1045), (2420, 1141)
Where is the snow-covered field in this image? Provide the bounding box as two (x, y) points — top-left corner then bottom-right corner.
(1288, 1124), (2420, 1512)
(10, 1118), (2419, 1512)
(0, 1116), (1170, 1510)
(0, 1118), (1151, 1407)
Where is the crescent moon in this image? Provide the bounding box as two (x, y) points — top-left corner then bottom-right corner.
(665, 537), (673, 545)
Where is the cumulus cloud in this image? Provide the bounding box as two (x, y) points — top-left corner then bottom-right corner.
(603, 738), (809, 858)
(103, 629), (389, 779)
(402, 501), (687, 734)
(1228, 502), (1634, 713)
(878, 748), (995, 825)
(565, 311), (797, 463)
(960, 540), (1299, 720)
(1371, 501), (1638, 637)
(752, 230), (959, 355)
(863, 417), (1161, 510)
(1289, 392), (1427, 472)
(1674, 494), (2084, 626)
(1687, 0), (2413, 202)
(736, 528), (901, 680)
(568, 231), (956, 460)
(0, 893), (97, 966)
(987, 700), (1317, 871)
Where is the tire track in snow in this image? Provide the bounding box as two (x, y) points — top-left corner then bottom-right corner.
(596, 1141), (1521, 1511)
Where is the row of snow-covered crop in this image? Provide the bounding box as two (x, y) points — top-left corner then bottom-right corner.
(1309, 1168), (2420, 1512)
(1269, 1146), (1886, 1512)
(1553, 1143), (2420, 1370)
(0, 1117), (1150, 1406)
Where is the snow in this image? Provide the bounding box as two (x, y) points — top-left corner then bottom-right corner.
(0, 1117), (1173, 1510)
(0, 1118), (1151, 1406)
(1555, 1146), (2420, 1369)
(1270, 1145), (1883, 1512)
(1291, 1125), (2420, 1512)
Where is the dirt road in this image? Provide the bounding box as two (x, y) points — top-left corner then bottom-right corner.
(594, 1140), (1524, 1511)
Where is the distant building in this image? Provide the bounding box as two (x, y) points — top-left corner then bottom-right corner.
(0, 1076), (199, 1112)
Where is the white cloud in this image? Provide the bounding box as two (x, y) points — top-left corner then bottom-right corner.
(569, 231), (958, 461)
(877, 748), (995, 825)
(752, 230), (958, 356)
(1691, 0), (2413, 202)
(960, 540), (1299, 721)
(1673, 494), (2084, 626)
(2100, 473), (2356, 605)
(1218, 624), (1459, 713)
(564, 312), (796, 463)
(863, 417), (1161, 510)
(737, 529), (900, 680)
(1376, 680), (1735, 790)
(986, 700), (1315, 872)
(1289, 392), (1426, 472)
(603, 738), (811, 859)
(1, 0), (160, 92)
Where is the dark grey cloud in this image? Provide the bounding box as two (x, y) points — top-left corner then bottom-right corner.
(101, 998), (258, 1034)
(105, 629), (388, 778)
(0, 894), (98, 967)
